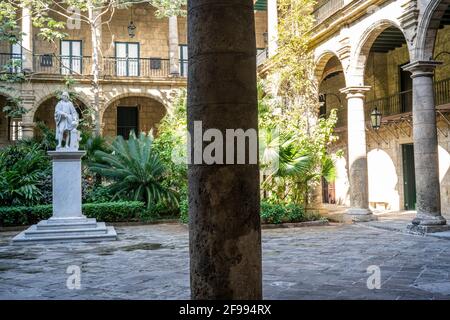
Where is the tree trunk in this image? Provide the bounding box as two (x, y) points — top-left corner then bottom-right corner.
(88, 4), (102, 136)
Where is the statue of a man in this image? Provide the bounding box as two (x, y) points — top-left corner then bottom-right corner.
(55, 91), (79, 150)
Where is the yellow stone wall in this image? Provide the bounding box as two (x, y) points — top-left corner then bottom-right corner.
(28, 4), (268, 60)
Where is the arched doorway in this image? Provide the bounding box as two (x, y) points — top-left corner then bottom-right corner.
(357, 22), (412, 212)
(102, 95), (166, 139)
(316, 53), (346, 205)
(34, 96), (86, 131)
(0, 94), (22, 146)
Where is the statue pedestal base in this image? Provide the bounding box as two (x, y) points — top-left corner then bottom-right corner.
(12, 151), (117, 244)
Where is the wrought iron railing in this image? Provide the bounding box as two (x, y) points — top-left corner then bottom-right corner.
(10, 54), (175, 78)
(434, 77), (450, 106)
(179, 59), (188, 77)
(0, 53), (22, 73)
(365, 90), (413, 119)
(312, 0), (345, 26)
(333, 77), (450, 128)
(103, 57), (171, 78)
(33, 54), (92, 75)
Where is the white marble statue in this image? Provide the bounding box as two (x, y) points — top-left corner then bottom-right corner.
(55, 91), (80, 150)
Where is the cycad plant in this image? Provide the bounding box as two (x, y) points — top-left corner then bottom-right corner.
(89, 132), (177, 209)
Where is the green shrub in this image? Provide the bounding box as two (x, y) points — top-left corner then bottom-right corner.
(0, 143), (52, 206)
(83, 184), (117, 203)
(260, 201), (319, 224)
(179, 196), (189, 223)
(82, 201), (145, 222)
(0, 201), (146, 227)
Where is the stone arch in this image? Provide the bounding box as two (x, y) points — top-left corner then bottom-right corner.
(33, 95), (88, 131)
(101, 94), (167, 138)
(314, 50), (347, 86)
(102, 90), (170, 114)
(315, 51), (347, 126)
(31, 90), (91, 122)
(416, 0), (450, 61)
(350, 19), (411, 86)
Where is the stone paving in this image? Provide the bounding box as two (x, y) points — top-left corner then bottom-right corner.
(1, 221), (450, 300)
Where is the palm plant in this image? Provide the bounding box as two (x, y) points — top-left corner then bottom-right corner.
(89, 132), (178, 209)
(0, 144), (51, 206)
(260, 129), (337, 205)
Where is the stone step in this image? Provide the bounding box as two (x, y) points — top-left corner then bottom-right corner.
(36, 218), (98, 230)
(12, 226), (117, 244)
(24, 223), (109, 238)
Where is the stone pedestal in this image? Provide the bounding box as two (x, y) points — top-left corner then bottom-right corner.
(12, 151), (117, 244)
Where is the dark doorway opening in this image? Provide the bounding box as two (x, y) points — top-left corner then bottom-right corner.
(117, 106), (138, 139)
(322, 177), (336, 204)
(402, 143), (416, 210)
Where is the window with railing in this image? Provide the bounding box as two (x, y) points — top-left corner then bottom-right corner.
(179, 44), (188, 77)
(61, 40), (82, 75)
(312, 0), (345, 26)
(115, 42), (140, 77)
(0, 43), (22, 73)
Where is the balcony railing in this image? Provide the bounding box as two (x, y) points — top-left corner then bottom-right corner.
(28, 54), (175, 78)
(312, 0), (345, 26)
(333, 77), (450, 128)
(0, 53), (22, 73)
(365, 90), (413, 119)
(103, 57), (171, 78)
(33, 54), (92, 75)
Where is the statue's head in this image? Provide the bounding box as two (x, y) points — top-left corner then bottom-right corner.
(61, 91), (70, 102)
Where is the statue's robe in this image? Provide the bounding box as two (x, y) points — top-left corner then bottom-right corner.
(54, 100), (78, 139)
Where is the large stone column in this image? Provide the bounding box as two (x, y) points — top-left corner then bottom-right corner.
(169, 16), (180, 76)
(403, 61), (449, 234)
(188, 0), (262, 299)
(267, 0), (278, 57)
(340, 86), (374, 222)
(21, 6), (33, 71)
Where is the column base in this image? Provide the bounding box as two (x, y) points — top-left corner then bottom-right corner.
(344, 208), (377, 222)
(407, 223), (450, 235)
(306, 205), (329, 215)
(407, 214), (449, 234)
(412, 214), (447, 226)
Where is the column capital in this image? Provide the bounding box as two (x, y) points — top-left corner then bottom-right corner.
(402, 60), (442, 78)
(339, 86), (371, 98)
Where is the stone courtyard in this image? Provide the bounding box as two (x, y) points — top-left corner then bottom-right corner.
(1, 218), (450, 300)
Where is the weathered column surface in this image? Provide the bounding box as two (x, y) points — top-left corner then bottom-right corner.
(169, 16), (180, 76)
(340, 86), (374, 222)
(188, 0), (262, 299)
(20, 87), (35, 139)
(21, 6), (33, 71)
(403, 61), (449, 234)
(267, 0), (278, 57)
